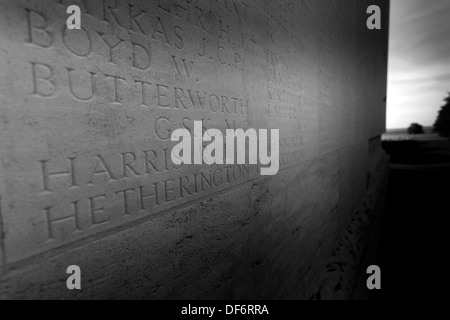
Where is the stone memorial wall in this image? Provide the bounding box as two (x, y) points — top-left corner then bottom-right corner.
(0, 0), (389, 299)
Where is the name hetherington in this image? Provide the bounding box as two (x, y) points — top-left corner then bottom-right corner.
(38, 148), (259, 241)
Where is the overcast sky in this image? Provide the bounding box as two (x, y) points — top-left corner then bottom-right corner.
(387, 0), (450, 129)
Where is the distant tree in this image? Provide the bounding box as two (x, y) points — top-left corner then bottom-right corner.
(433, 92), (450, 137)
(407, 123), (424, 135)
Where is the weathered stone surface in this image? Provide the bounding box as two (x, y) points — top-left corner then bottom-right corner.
(311, 154), (389, 300)
(0, 0), (389, 299)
